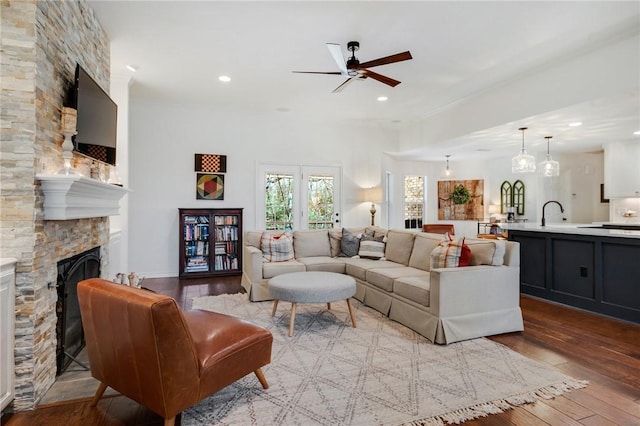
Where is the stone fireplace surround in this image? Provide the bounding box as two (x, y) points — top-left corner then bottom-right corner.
(1, 0), (112, 411)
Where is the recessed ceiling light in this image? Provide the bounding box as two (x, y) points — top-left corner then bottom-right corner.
(634, 130), (640, 135)
(125, 65), (138, 72)
(569, 122), (582, 127)
(218, 75), (231, 82)
(377, 96), (388, 102)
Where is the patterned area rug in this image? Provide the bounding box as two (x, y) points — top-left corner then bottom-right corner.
(184, 294), (586, 425)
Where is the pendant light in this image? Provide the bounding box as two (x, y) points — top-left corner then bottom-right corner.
(440, 155), (455, 179)
(512, 127), (536, 173)
(539, 136), (560, 177)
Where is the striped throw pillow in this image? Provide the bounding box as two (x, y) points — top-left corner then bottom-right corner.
(430, 234), (470, 268)
(358, 235), (386, 260)
(260, 232), (294, 262)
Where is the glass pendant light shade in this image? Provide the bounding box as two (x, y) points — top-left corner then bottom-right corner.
(440, 155), (455, 179)
(539, 136), (560, 177)
(512, 127), (536, 173)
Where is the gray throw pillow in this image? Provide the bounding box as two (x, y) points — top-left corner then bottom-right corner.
(340, 228), (373, 257)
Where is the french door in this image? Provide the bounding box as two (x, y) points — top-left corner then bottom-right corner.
(256, 164), (341, 230)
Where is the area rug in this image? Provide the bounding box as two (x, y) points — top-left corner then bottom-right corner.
(184, 294), (586, 425)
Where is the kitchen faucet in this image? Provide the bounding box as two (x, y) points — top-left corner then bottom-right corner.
(541, 200), (564, 227)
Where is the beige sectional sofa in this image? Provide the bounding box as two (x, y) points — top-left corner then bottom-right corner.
(241, 227), (523, 344)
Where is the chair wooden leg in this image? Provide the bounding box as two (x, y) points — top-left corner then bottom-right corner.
(289, 302), (297, 337)
(346, 298), (357, 328)
(164, 416), (175, 426)
(254, 367), (269, 389)
(271, 299), (279, 317)
(90, 382), (108, 407)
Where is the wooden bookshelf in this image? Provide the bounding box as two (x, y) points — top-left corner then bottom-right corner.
(178, 208), (243, 278)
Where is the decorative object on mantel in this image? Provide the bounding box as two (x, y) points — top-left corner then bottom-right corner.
(437, 179), (483, 220)
(501, 180), (526, 216)
(362, 186), (383, 226)
(36, 174), (130, 220)
(512, 127), (536, 173)
(539, 136), (560, 177)
(195, 153), (227, 173)
(440, 154), (455, 179)
(59, 107), (78, 175)
(196, 173), (224, 200)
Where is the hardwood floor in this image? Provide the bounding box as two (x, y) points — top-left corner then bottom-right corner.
(2, 276), (639, 426)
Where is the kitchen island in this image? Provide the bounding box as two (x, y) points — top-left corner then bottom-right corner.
(506, 223), (640, 324)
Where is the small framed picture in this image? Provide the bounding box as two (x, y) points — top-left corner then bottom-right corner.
(196, 173), (224, 200)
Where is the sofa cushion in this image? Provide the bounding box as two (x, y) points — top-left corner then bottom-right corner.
(366, 267), (429, 292)
(466, 239), (506, 266)
(394, 276), (431, 307)
(260, 232), (294, 262)
(384, 230), (416, 265)
(409, 233), (444, 271)
(430, 236), (470, 268)
(343, 258), (405, 281)
(297, 257), (346, 274)
(262, 260), (306, 279)
(293, 230), (331, 258)
(358, 234), (386, 260)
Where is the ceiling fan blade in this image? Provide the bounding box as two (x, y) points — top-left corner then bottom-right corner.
(332, 77), (358, 93)
(360, 69), (401, 87)
(292, 71), (342, 75)
(358, 51), (412, 69)
(326, 43), (348, 75)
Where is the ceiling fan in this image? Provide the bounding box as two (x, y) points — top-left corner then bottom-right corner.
(293, 41), (412, 93)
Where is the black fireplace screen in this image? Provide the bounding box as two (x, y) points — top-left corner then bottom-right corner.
(56, 247), (100, 375)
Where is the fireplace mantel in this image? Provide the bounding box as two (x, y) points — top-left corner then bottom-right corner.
(36, 174), (130, 220)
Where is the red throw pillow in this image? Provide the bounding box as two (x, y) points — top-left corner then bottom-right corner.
(445, 232), (471, 267)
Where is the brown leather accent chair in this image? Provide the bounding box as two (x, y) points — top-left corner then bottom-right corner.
(78, 278), (273, 426)
(422, 224), (455, 235)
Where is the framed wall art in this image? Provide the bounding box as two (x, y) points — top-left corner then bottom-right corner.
(196, 173), (224, 200)
(437, 179), (484, 220)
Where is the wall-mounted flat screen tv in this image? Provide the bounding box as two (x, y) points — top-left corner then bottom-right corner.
(71, 64), (118, 166)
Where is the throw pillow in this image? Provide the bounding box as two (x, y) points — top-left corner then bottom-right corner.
(328, 229), (342, 257)
(340, 228), (372, 257)
(260, 232), (294, 262)
(430, 234), (471, 268)
(358, 234), (386, 260)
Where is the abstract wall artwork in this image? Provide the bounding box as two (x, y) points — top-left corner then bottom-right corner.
(195, 154), (227, 173)
(437, 179), (484, 220)
(196, 173), (224, 200)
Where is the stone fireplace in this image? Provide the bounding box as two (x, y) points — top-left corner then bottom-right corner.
(56, 247), (101, 375)
(1, 0), (112, 410)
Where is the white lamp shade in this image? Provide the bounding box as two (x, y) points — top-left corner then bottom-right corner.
(539, 156), (560, 177)
(362, 186), (383, 203)
(512, 149), (536, 173)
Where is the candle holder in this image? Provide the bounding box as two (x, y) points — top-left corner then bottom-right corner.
(58, 107), (78, 175)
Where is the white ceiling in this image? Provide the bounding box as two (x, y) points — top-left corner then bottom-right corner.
(88, 1), (640, 161)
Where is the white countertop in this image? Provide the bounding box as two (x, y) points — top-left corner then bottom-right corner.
(503, 223), (640, 239)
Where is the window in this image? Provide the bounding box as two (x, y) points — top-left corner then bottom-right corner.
(265, 173), (294, 230)
(404, 175), (424, 229)
(257, 165), (341, 230)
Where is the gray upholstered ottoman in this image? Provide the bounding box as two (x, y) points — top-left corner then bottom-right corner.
(268, 271), (357, 336)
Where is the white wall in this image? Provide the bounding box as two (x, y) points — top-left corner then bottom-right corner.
(382, 151), (607, 238)
(128, 100), (395, 277)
